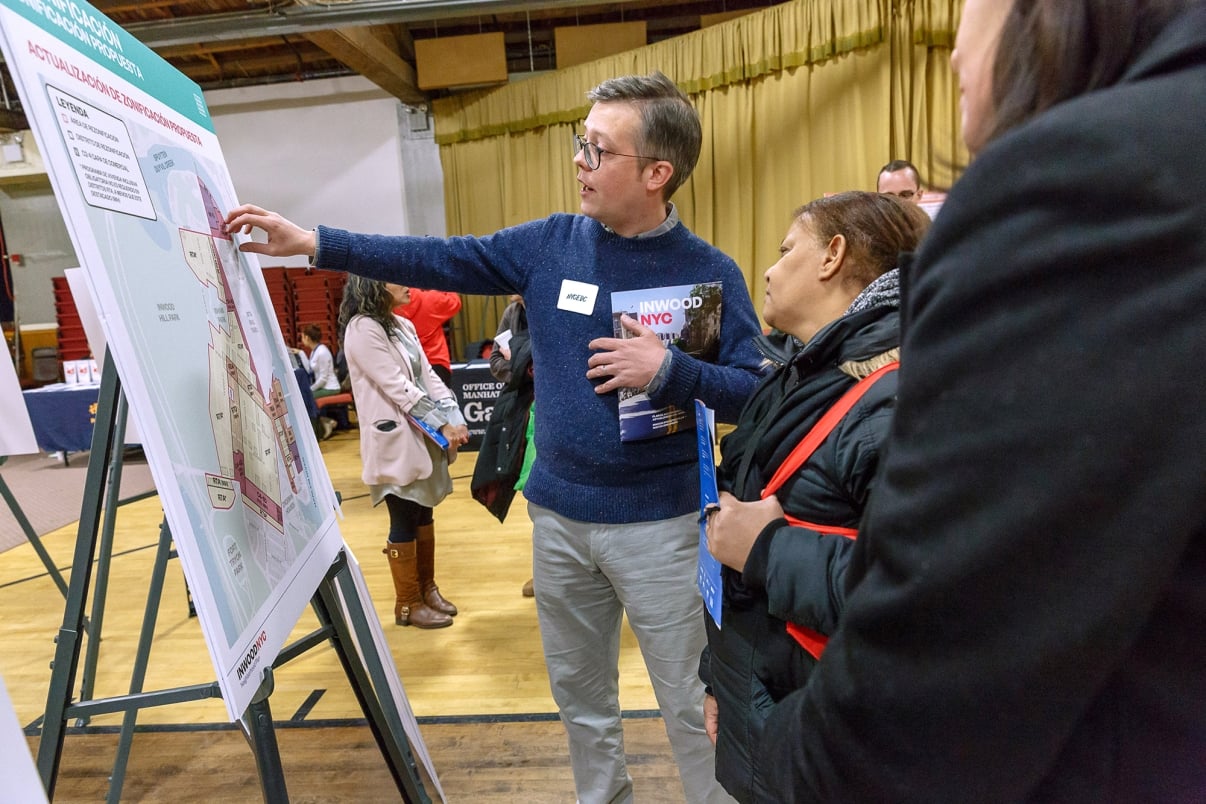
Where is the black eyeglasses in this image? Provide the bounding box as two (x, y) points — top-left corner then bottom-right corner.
(573, 134), (661, 170)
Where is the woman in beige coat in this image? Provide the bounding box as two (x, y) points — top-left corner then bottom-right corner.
(339, 276), (469, 628)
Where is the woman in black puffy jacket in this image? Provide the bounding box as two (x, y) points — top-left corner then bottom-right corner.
(699, 191), (929, 802)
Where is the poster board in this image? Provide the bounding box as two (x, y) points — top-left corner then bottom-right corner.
(335, 548), (445, 801)
(0, 343), (38, 456)
(0, 0), (343, 720)
(0, 676), (49, 804)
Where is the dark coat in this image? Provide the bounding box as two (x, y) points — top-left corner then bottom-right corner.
(701, 303), (899, 803)
(470, 330), (533, 522)
(756, 7), (1206, 801)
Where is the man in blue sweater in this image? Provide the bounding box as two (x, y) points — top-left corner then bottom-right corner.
(227, 71), (760, 804)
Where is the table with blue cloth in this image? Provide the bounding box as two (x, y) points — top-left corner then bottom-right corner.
(21, 367), (317, 455)
(21, 383), (102, 453)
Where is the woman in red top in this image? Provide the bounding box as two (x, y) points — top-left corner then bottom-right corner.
(394, 288), (461, 386)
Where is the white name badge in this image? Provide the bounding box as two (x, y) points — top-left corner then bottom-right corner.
(557, 279), (598, 316)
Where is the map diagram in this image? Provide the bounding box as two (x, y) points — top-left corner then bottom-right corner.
(45, 79), (338, 654)
(182, 183), (306, 594)
(0, 0), (343, 720)
(87, 140), (329, 646)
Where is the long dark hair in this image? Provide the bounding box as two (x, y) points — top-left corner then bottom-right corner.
(794, 192), (931, 290)
(984, 0), (1195, 147)
(338, 275), (397, 341)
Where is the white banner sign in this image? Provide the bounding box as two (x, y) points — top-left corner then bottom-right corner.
(0, 340), (38, 456)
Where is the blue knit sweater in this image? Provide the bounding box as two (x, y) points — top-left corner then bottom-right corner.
(316, 213), (763, 523)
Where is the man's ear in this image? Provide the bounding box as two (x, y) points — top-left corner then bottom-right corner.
(645, 160), (675, 196)
(818, 234), (847, 280)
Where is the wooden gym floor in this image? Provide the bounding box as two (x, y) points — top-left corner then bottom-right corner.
(1, 430), (686, 802)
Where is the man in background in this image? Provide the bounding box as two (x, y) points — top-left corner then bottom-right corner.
(876, 158), (925, 204)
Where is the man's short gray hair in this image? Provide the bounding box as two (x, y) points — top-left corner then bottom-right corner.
(588, 71), (701, 199)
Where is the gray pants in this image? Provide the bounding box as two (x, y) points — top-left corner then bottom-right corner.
(529, 503), (733, 804)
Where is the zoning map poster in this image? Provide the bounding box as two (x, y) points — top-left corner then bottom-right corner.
(0, 0), (344, 719)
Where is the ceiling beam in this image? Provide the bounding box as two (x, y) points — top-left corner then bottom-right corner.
(180, 47), (331, 79)
(303, 25), (425, 105)
(155, 36), (321, 60)
(124, 0), (629, 49)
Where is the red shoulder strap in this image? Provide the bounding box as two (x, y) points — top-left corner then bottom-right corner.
(761, 361), (899, 499)
(759, 360), (899, 661)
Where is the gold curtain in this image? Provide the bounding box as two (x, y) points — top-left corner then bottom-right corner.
(434, 0), (963, 353)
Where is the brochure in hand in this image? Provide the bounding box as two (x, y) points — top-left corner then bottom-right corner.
(407, 414), (450, 450)
(695, 399), (723, 628)
(610, 282), (723, 442)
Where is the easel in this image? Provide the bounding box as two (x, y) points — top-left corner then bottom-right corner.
(35, 355), (431, 802)
(0, 394), (157, 603)
(0, 457), (69, 597)
(3, 386), (158, 713)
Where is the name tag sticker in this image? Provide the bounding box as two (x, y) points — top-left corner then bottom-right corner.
(557, 279), (598, 315)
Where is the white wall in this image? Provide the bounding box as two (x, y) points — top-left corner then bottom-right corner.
(1, 73), (445, 320)
(208, 74), (443, 265)
(396, 103), (446, 238)
(0, 181), (78, 325)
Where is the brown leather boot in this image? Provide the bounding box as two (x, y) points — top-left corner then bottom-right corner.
(415, 524), (458, 616)
(383, 541), (452, 628)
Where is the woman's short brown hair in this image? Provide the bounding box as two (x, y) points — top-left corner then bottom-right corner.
(794, 192), (931, 290)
